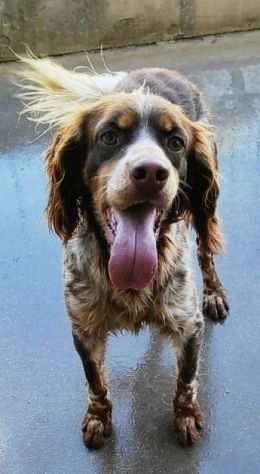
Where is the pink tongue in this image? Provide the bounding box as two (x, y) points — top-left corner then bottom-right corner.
(108, 204), (158, 290)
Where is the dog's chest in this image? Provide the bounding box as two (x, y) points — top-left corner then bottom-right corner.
(63, 227), (197, 336)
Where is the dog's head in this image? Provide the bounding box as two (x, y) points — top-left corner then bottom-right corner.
(45, 92), (220, 290)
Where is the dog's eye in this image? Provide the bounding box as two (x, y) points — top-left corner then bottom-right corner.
(100, 130), (120, 147)
(167, 136), (185, 152)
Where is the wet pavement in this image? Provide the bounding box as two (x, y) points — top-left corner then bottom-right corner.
(1, 31), (260, 473)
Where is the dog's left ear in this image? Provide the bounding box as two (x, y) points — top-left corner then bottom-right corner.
(187, 123), (223, 255)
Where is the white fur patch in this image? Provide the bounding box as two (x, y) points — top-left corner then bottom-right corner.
(16, 55), (127, 129)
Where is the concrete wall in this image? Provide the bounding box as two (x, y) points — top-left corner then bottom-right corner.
(1, 0), (260, 61)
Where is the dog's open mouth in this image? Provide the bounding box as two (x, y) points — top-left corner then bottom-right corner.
(105, 203), (162, 290)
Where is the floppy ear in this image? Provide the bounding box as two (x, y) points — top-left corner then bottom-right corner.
(187, 123), (223, 255)
(45, 116), (86, 241)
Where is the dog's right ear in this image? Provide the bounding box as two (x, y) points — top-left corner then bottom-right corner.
(45, 116), (87, 242)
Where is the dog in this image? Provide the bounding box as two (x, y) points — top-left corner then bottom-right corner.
(17, 57), (229, 448)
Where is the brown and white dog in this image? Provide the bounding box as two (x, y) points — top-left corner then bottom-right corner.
(18, 58), (229, 448)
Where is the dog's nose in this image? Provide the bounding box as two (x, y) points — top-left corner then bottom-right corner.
(130, 160), (169, 192)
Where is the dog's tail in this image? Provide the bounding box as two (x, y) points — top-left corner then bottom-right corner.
(15, 53), (127, 130)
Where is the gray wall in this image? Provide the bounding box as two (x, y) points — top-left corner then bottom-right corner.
(1, 0), (260, 61)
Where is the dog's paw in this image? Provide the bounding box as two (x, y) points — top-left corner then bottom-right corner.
(82, 411), (112, 449)
(203, 289), (229, 323)
(174, 400), (203, 446)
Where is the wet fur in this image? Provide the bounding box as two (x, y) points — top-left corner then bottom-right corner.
(17, 61), (229, 448)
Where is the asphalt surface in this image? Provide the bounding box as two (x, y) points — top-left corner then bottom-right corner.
(0, 31), (260, 474)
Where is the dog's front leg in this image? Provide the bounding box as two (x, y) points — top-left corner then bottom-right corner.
(174, 320), (204, 446)
(73, 331), (112, 449)
(197, 240), (229, 322)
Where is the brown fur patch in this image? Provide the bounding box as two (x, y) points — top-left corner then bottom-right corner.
(158, 113), (174, 132)
(117, 111), (137, 129)
(92, 95), (140, 138)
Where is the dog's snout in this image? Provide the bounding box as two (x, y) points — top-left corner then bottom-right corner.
(130, 160), (169, 192)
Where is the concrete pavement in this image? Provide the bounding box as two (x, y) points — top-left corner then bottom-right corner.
(0, 31), (260, 473)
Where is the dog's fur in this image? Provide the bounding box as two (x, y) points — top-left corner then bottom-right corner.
(17, 58), (229, 448)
